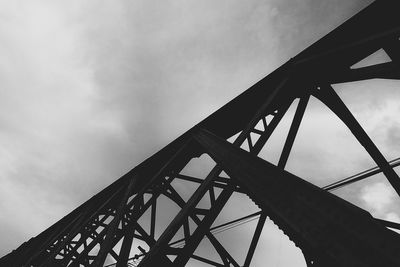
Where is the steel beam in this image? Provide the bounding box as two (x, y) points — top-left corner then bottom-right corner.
(3, 2), (400, 267)
(194, 128), (400, 266)
(313, 84), (400, 197)
(278, 95), (310, 168)
(328, 62), (400, 84)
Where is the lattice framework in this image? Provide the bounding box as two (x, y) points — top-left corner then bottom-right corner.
(1, 0), (400, 266)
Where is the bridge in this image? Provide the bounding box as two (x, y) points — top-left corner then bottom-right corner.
(1, 0), (400, 266)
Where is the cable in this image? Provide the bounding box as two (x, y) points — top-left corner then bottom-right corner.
(323, 156), (400, 191)
(105, 156), (400, 267)
(168, 211), (262, 248)
(169, 215), (261, 249)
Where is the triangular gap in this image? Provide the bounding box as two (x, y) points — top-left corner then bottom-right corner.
(350, 48), (392, 69)
(258, 99), (300, 165)
(180, 154), (216, 179)
(265, 114), (274, 124)
(71, 233), (81, 242)
(88, 243), (101, 257)
(153, 194), (182, 238)
(240, 135), (254, 152)
(213, 186), (223, 200)
(254, 119), (265, 132)
(212, 191), (259, 231)
(251, 217), (306, 266)
(195, 189), (212, 210)
(332, 80), (400, 161)
(169, 225), (186, 246)
(104, 254), (116, 266)
(208, 212), (260, 265)
(166, 255), (177, 262)
(227, 131), (241, 144)
(136, 204), (152, 236)
(143, 193), (152, 203)
(332, 172), (400, 221)
(170, 178), (201, 203)
(86, 236), (94, 244)
(196, 214), (205, 221)
(103, 239), (123, 265)
(240, 138), (251, 152)
(284, 95), (376, 187)
(112, 236), (124, 256)
(192, 236), (225, 265)
(250, 132), (260, 146)
(127, 193), (137, 205)
(220, 171), (229, 178)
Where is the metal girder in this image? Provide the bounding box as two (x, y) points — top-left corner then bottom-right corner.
(193, 129), (400, 266)
(242, 213), (267, 267)
(244, 95), (310, 267)
(323, 157), (400, 191)
(313, 85), (400, 197)
(137, 76), (293, 267)
(327, 62), (400, 84)
(278, 95), (310, 168)
(2, 1), (400, 267)
(92, 175), (138, 266)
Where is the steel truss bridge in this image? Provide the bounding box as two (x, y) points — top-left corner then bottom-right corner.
(2, 0), (400, 266)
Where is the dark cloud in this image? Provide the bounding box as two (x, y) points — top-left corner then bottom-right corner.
(0, 0), (388, 264)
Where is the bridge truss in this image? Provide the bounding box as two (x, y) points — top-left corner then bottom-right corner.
(2, 0), (400, 266)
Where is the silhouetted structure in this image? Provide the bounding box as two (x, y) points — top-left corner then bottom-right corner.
(2, 0), (400, 266)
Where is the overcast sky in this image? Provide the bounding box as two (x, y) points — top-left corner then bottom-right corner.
(3, 0), (400, 266)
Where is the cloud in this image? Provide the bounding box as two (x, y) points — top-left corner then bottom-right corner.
(385, 212), (400, 223)
(0, 0), (381, 264)
(360, 182), (396, 215)
(0, 0), (132, 253)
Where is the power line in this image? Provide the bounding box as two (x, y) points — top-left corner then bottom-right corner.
(323, 156), (400, 191)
